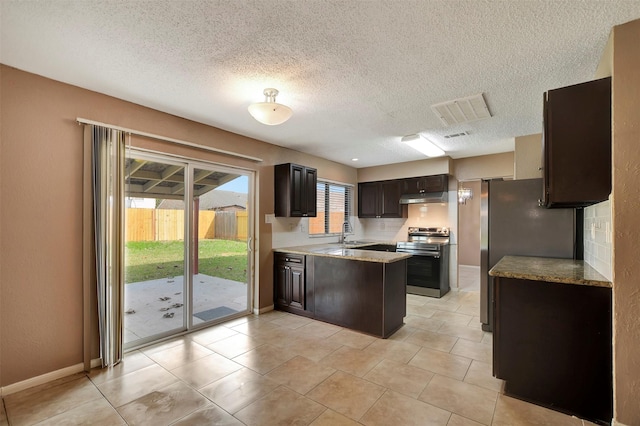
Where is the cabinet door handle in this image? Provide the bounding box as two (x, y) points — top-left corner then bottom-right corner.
(537, 199), (544, 207)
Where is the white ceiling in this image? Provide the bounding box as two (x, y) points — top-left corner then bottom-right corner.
(2, 1), (639, 168)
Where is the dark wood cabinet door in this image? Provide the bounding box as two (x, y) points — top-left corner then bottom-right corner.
(289, 264), (305, 310)
(401, 175), (448, 195)
(422, 175), (448, 192)
(274, 253), (308, 312)
(303, 167), (317, 217)
(358, 182), (380, 218)
(289, 164), (305, 216)
(380, 180), (405, 218)
(274, 262), (289, 307)
(275, 163), (318, 217)
(543, 77), (611, 207)
(494, 277), (612, 423)
(402, 177), (420, 194)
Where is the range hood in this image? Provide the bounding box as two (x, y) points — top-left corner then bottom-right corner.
(399, 191), (448, 204)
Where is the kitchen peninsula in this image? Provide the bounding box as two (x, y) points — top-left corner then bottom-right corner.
(490, 256), (612, 424)
(273, 243), (410, 338)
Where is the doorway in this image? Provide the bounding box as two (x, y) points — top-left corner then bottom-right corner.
(457, 180), (482, 291)
(123, 150), (253, 348)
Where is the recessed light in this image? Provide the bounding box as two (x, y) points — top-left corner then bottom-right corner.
(351, 158), (359, 162)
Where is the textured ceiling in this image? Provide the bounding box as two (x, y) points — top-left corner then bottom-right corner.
(2, 1), (639, 168)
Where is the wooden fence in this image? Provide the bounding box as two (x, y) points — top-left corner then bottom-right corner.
(126, 208), (248, 242)
(309, 212), (348, 235)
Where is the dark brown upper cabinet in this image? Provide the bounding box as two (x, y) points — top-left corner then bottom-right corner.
(358, 180), (407, 218)
(402, 174), (448, 194)
(275, 163), (317, 217)
(542, 77), (611, 208)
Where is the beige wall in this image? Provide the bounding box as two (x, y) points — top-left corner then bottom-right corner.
(611, 18), (640, 425)
(357, 157), (451, 182)
(451, 152), (514, 181)
(356, 152), (514, 184)
(514, 133), (543, 180)
(0, 65), (356, 387)
(458, 180), (482, 266)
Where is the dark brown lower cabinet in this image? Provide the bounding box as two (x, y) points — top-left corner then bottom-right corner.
(274, 253), (313, 317)
(493, 277), (612, 424)
(312, 256), (406, 338)
(273, 252), (407, 338)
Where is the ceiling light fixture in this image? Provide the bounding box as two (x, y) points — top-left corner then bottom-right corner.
(401, 134), (445, 157)
(248, 88), (293, 125)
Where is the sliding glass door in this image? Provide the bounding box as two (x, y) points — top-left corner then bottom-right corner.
(190, 165), (250, 326)
(123, 151), (252, 349)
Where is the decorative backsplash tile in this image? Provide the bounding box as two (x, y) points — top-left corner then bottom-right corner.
(584, 199), (612, 281)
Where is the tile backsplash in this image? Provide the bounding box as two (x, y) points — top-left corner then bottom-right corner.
(583, 199), (612, 281)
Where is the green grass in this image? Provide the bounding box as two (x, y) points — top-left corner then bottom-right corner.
(125, 239), (248, 284)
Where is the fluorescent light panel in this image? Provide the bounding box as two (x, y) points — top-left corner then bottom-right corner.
(401, 134), (445, 157)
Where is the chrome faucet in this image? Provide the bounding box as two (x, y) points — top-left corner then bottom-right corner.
(339, 220), (352, 244)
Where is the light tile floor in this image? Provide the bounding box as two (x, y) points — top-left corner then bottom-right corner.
(1, 274), (597, 426)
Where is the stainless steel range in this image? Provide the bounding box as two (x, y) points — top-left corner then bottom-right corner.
(396, 227), (450, 298)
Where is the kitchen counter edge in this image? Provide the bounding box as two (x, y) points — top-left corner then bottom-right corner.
(274, 244), (410, 264)
(489, 255), (612, 288)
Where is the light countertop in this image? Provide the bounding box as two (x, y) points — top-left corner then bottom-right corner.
(489, 256), (612, 288)
(274, 242), (410, 264)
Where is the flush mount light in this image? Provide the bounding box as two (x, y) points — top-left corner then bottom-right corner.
(248, 88), (293, 125)
(351, 158), (359, 162)
(401, 134), (445, 157)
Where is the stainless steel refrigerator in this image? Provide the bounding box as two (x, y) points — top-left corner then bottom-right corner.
(480, 178), (580, 331)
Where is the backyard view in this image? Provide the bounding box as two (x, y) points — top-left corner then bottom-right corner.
(125, 239), (248, 284)
(123, 208), (250, 346)
(123, 156), (251, 347)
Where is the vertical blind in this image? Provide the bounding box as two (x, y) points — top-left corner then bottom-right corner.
(90, 125), (125, 367)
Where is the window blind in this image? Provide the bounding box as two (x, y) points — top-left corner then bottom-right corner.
(310, 181), (353, 235)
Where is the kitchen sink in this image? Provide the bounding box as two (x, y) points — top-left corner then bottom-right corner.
(342, 240), (370, 246)
(308, 247), (356, 256)
(308, 247), (344, 254)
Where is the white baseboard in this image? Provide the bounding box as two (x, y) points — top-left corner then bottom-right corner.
(253, 304), (274, 315)
(0, 358), (102, 397)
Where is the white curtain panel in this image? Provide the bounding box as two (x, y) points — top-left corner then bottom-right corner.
(90, 125), (125, 367)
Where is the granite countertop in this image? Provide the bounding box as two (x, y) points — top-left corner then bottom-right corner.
(489, 256), (612, 288)
(274, 242), (410, 264)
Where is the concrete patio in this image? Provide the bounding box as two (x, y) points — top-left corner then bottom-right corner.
(123, 273), (248, 344)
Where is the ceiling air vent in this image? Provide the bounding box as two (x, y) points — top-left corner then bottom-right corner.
(443, 131), (470, 139)
(431, 93), (492, 126)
